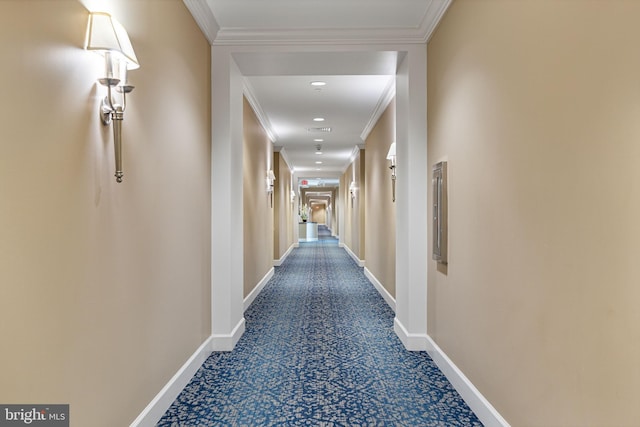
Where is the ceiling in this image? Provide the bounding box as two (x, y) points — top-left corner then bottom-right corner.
(188, 0), (450, 186)
(206, 0), (440, 32)
(236, 51), (399, 177)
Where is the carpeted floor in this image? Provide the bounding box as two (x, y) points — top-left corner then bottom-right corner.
(158, 227), (482, 426)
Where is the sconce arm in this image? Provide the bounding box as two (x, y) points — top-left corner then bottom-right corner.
(117, 84), (135, 112)
(97, 79), (134, 183)
(389, 164), (396, 202)
(98, 78), (119, 125)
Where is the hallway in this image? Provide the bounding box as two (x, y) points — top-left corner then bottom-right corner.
(5, 2), (640, 426)
(158, 227), (481, 426)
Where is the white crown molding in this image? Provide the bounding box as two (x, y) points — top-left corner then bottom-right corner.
(350, 144), (365, 163)
(186, 0), (452, 46)
(209, 0), (452, 46)
(213, 27), (425, 46)
(277, 147), (294, 172)
(360, 78), (396, 142)
(420, 0), (453, 43)
(243, 80), (278, 142)
(182, 0), (219, 45)
(341, 144), (365, 174)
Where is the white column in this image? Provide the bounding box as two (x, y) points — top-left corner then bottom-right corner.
(210, 46), (245, 350)
(394, 45), (429, 350)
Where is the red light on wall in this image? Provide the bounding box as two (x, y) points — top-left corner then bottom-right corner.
(301, 180), (308, 185)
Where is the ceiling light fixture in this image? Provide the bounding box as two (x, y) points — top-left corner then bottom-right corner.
(310, 81), (326, 86)
(315, 161), (323, 164)
(313, 117), (325, 122)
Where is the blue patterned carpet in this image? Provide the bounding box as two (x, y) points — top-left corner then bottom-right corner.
(158, 228), (482, 426)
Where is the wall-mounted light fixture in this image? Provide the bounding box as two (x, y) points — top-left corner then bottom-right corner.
(266, 170), (276, 207)
(386, 142), (397, 202)
(85, 11), (139, 183)
(349, 181), (357, 207)
(290, 190), (296, 204)
(432, 161), (448, 264)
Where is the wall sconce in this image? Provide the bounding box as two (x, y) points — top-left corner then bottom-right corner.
(432, 161), (448, 264)
(349, 181), (357, 207)
(290, 190), (296, 204)
(266, 170), (276, 207)
(386, 142), (396, 202)
(85, 12), (139, 183)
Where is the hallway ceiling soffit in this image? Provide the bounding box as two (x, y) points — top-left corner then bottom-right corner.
(199, 0), (452, 45)
(183, 0), (451, 177)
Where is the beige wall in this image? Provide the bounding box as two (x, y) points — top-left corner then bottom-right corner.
(329, 188), (338, 235)
(427, 1), (640, 425)
(311, 203), (326, 224)
(341, 149), (365, 259)
(274, 152), (295, 260)
(365, 100), (396, 297)
(243, 97), (274, 297)
(0, 1), (211, 425)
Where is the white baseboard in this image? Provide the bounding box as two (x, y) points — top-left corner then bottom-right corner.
(130, 336), (214, 427)
(364, 267), (396, 312)
(393, 317), (429, 351)
(210, 317), (245, 351)
(274, 243), (295, 266)
(393, 319), (509, 425)
(425, 336), (511, 427)
(244, 267), (274, 311)
(342, 244), (365, 267)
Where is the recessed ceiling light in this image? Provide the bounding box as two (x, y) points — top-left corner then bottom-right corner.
(314, 139), (324, 142)
(313, 117), (325, 122)
(315, 161), (323, 164)
(310, 81), (326, 86)
(315, 151), (323, 155)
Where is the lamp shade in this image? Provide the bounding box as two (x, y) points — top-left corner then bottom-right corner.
(386, 142), (396, 161)
(85, 12), (139, 69)
(267, 170), (276, 181)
